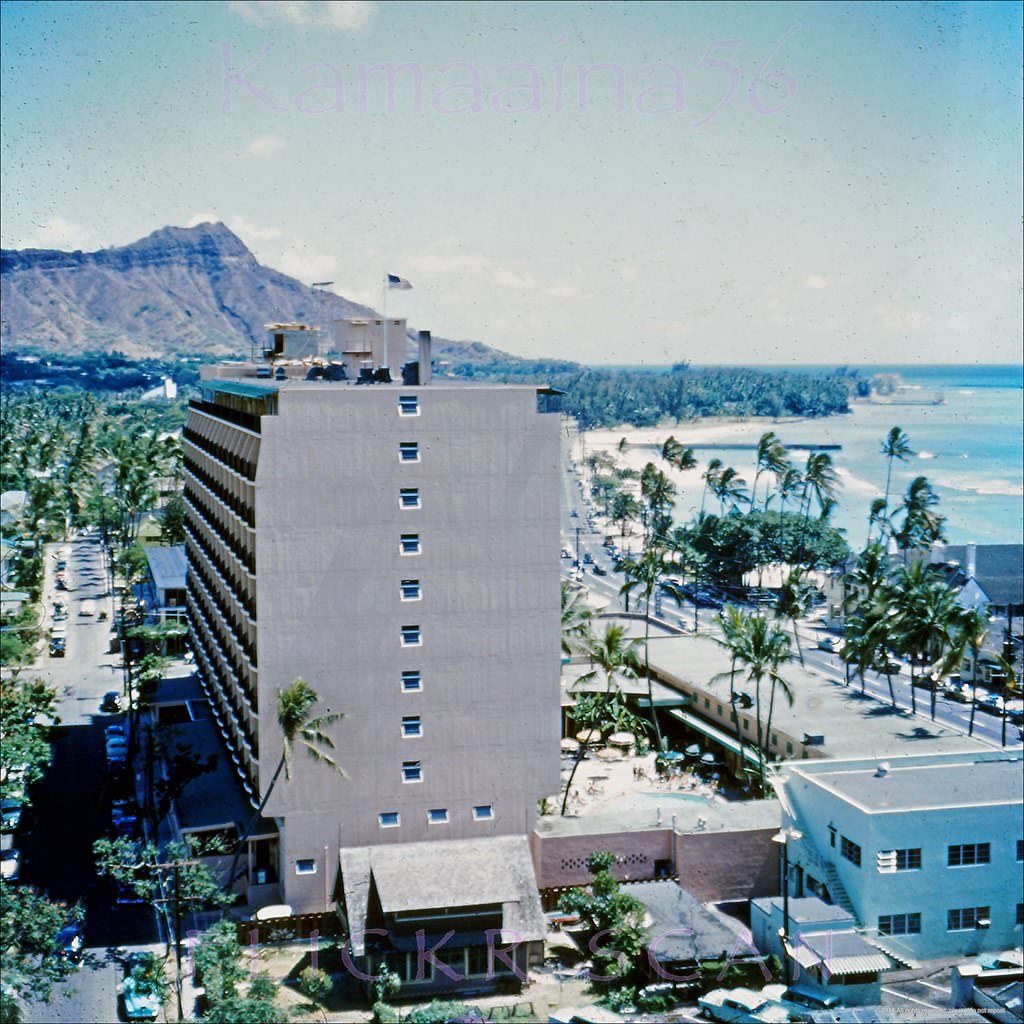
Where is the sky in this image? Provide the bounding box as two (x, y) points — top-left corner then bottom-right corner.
(1, 0), (1022, 365)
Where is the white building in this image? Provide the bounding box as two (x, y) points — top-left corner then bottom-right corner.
(774, 750), (1024, 961)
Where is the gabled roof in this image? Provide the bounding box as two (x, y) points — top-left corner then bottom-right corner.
(339, 835), (546, 954)
(144, 545), (187, 592)
(930, 544), (1024, 608)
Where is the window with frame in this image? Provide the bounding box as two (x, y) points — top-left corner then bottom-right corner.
(466, 945), (490, 976)
(841, 836), (862, 867)
(400, 534), (421, 555)
(401, 760), (422, 783)
(948, 843), (990, 867)
(295, 859), (317, 875)
(401, 670), (422, 692)
(427, 808), (449, 824)
(379, 812), (400, 828)
(895, 848), (922, 871)
(473, 804), (494, 821)
(400, 624), (421, 646)
(399, 488), (421, 509)
(878, 912), (921, 936)
(947, 906), (989, 931)
(1017, 903), (1024, 926)
(400, 579), (421, 601)
(1017, 839), (1023, 862)
(401, 716), (421, 737)
(398, 395), (419, 416)
(398, 442), (419, 462)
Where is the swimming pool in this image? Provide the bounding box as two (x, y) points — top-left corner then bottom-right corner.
(603, 791), (712, 815)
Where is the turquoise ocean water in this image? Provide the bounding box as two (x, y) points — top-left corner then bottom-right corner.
(673, 365), (1023, 549)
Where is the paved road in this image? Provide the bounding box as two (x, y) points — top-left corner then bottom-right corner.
(16, 537), (160, 1024)
(559, 443), (1019, 750)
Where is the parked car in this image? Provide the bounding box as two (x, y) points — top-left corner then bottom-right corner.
(817, 636), (842, 653)
(121, 952), (164, 1021)
(697, 987), (790, 1023)
(80, 600), (96, 617)
(0, 843), (21, 882)
(54, 921), (84, 963)
(591, 564), (608, 576)
(101, 692), (123, 713)
(977, 692), (1005, 716)
(561, 548), (573, 559)
(106, 738), (129, 766)
(944, 682), (974, 703)
(583, 552), (594, 564)
(49, 638), (66, 657)
(105, 724), (126, 743)
(1, 798), (23, 832)
(762, 984), (841, 1021)
(55, 577), (68, 591)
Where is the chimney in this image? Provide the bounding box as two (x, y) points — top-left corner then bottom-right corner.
(966, 541), (977, 580)
(418, 330), (432, 385)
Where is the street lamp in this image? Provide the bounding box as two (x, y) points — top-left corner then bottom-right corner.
(772, 826), (803, 986)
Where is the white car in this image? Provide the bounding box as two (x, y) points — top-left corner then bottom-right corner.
(1, 841), (21, 881)
(817, 636), (842, 653)
(698, 987), (790, 1024)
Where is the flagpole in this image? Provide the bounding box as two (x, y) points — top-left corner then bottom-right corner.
(381, 273), (388, 372)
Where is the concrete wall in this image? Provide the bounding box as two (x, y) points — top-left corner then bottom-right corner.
(247, 384), (561, 912)
(529, 826), (778, 903)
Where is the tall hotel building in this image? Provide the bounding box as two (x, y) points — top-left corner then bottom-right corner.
(182, 321), (561, 976)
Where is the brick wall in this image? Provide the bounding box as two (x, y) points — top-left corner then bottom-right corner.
(530, 828), (675, 890)
(673, 828), (779, 902)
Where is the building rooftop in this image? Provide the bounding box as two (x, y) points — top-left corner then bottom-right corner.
(599, 618), (998, 761)
(621, 880), (748, 962)
(535, 796), (781, 838)
(781, 751), (1024, 813)
(144, 544), (187, 592)
(751, 895), (856, 927)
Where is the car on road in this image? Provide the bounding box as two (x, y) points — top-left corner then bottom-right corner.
(944, 682), (974, 703)
(977, 692), (1005, 716)
(101, 692), (123, 713)
(121, 952), (164, 1021)
(697, 986), (790, 1023)
(561, 548), (572, 559)
(1, 798), (23, 832)
(55, 577), (68, 590)
(570, 510), (579, 518)
(80, 599), (97, 616)
(817, 636), (842, 653)
(591, 564), (608, 576)
(583, 553), (593, 564)
(49, 637), (66, 657)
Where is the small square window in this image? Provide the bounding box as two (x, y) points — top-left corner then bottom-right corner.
(295, 858), (317, 875)
(379, 812), (400, 828)
(400, 488), (420, 509)
(401, 579), (421, 601)
(398, 395), (419, 416)
(402, 670), (422, 692)
(402, 760), (422, 783)
(398, 442), (419, 462)
(472, 805), (494, 821)
(401, 624), (421, 646)
(402, 716), (421, 737)
(1017, 840), (1023, 862)
(427, 808), (449, 824)
(400, 534), (421, 555)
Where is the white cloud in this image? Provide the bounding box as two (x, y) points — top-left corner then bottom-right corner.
(17, 215), (102, 252)
(186, 212), (221, 227)
(228, 0), (376, 32)
(245, 134), (287, 157)
(804, 273), (830, 290)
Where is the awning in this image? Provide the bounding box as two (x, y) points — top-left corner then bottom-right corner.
(668, 709), (760, 766)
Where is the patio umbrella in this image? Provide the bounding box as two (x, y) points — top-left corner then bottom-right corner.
(560, 737), (580, 753)
(576, 729), (602, 744)
(700, 752), (719, 766)
(685, 743), (702, 757)
(659, 750), (685, 762)
(596, 747), (620, 760)
(608, 731), (635, 747)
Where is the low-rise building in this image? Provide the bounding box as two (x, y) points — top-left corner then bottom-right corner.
(774, 750), (1024, 960)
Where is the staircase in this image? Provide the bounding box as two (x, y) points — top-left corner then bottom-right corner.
(820, 861), (858, 919)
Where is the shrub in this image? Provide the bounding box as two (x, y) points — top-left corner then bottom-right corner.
(298, 966), (332, 1003)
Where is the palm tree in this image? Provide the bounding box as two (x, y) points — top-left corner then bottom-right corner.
(720, 608), (793, 796)
(228, 680), (345, 888)
(711, 466), (747, 516)
(797, 452), (839, 565)
(775, 466), (803, 562)
(577, 623), (643, 697)
(866, 498), (889, 546)
(714, 605), (750, 781)
(619, 548), (685, 749)
(895, 476), (946, 560)
(660, 435), (697, 475)
(948, 605), (989, 737)
(775, 567), (813, 664)
(881, 426), (914, 525)
(750, 432), (788, 511)
(561, 581), (595, 658)
(640, 463), (677, 546)
(699, 458), (723, 520)
(610, 491), (641, 538)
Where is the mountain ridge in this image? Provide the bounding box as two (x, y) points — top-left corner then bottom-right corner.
(0, 223), (525, 366)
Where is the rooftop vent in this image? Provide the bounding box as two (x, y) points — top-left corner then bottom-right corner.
(803, 733), (825, 747)
(875, 762), (890, 777)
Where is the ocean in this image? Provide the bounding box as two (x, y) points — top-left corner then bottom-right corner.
(667, 365), (1023, 549)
